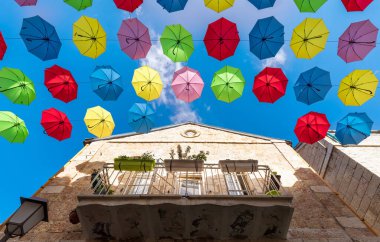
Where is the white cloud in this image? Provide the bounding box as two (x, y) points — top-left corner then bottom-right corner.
(261, 48), (287, 68)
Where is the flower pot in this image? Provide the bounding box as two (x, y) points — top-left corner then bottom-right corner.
(164, 159), (204, 172)
(114, 157), (155, 171)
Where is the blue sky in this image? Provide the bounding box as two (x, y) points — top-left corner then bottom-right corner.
(0, 0), (379, 221)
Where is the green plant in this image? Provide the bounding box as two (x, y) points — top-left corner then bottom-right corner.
(170, 145), (209, 161)
(116, 152), (154, 161)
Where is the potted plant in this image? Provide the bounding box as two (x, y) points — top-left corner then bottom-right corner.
(114, 152), (155, 171)
(164, 145), (209, 172)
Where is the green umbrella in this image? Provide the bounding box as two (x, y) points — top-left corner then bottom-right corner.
(211, 66), (245, 103)
(64, 0), (93, 11)
(294, 0), (326, 12)
(160, 24), (194, 62)
(0, 67), (36, 105)
(0, 111), (28, 143)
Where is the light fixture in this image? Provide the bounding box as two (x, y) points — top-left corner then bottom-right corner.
(1, 197), (48, 242)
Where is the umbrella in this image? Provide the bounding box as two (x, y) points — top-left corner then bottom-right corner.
(338, 20), (378, 63)
(132, 66), (163, 101)
(90, 66), (123, 101)
(114, 0), (143, 12)
(128, 103), (155, 133)
(84, 106), (115, 138)
(204, 18), (240, 61)
(117, 18), (151, 60)
(338, 70), (378, 106)
(294, 67), (332, 105)
(160, 24), (194, 62)
(336, 112), (373, 145)
(211, 66), (245, 103)
(290, 18), (329, 59)
(44, 65), (78, 103)
(204, 0), (235, 12)
(341, 0), (373, 11)
(15, 0), (37, 6)
(249, 16), (284, 60)
(248, 0), (276, 9)
(294, 111), (330, 144)
(0, 67), (36, 105)
(20, 15), (61, 61)
(0, 32), (7, 60)
(253, 67), (288, 103)
(294, 0), (326, 12)
(73, 16), (106, 59)
(157, 0), (188, 12)
(172, 67), (204, 103)
(64, 0), (92, 10)
(0, 111), (28, 143)
(41, 108), (72, 141)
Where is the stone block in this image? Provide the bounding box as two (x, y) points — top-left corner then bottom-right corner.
(40, 185), (65, 194)
(310, 186), (333, 193)
(335, 217), (367, 229)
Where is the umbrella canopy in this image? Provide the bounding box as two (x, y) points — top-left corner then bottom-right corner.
(128, 103), (155, 133)
(90, 66), (123, 101)
(0, 111), (28, 143)
(20, 15), (61, 61)
(172, 67), (204, 103)
(204, 0), (235, 12)
(64, 0), (92, 10)
(211, 66), (245, 103)
(338, 20), (378, 63)
(248, 0), (276, 9)
(204, 18), (240, 61)
(294, 111), (330, 144)
(341, 0), (373, 11)
(44, 65), (78, 103)
(249, 16), (284, 60)
(84, 106), (115, 138)
(294, 67), (332, 105)
(117, 18), (151, 60)
(253, 67), (288, 103)
(73, 16), (106, 59)
(114, 0), (143, 12)
(0, 67), (36, 105)
(0, 32), (7, 60)
(157, 0), (188, 12)
(132, 66), (163, 101)
(294, 0), (326, 12)
(336, 112), (373, 145)
(15, 0), (37, 6)
(290, 18), (329, 59)
(338, 70), (378, 106)
(41, 108), (72, 141)
(160, 24), (194, 62)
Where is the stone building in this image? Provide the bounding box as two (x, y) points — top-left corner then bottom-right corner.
(1, 123), (379, 241)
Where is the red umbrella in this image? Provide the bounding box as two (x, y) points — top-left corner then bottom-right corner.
(294, 112), (330, 144)
(253, 67), (288, 103)
(41, 108), (72, 141)
(341, 0), (373, 11)
(0, 32), (7, 60)
(44, 65), (78, 103)
(114, 0), (143, 12)
(203, 17), (240, 61)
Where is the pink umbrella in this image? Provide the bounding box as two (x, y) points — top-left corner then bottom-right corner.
(117, 18), (151, 60)
(15, 0), (37, 6)
(172, 67), (204, 103)
(338, 20), (378, 63)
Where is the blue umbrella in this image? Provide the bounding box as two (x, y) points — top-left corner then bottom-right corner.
(249, 16), (284, 60)
(336, 113), (373, 145)
(128, 103), (155, 133)
(294, 67), (332, 105)
(90, 66), (123, 101)
(20, 15), (61, 61)
(248, 0), (276, 9)
(157, 0), (188, 12)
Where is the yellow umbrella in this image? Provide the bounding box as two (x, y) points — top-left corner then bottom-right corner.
(290, 18), (329, 59)
(338, 70), (378, 106)
(84, 106), (115, 138)
(73, 16), (106, 59)
(132, 66), (163, 101)
(204, 0), (235, 13)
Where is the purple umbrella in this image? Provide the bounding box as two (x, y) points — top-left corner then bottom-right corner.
(117, 18), (152, 60)
(15, 0), (37, 6)
(338, 20), (378, 63)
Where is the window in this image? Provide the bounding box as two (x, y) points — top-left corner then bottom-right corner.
(179, 179), (201, 196)
(224, 173), (249, 195)
(130, 173), (152, 195)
